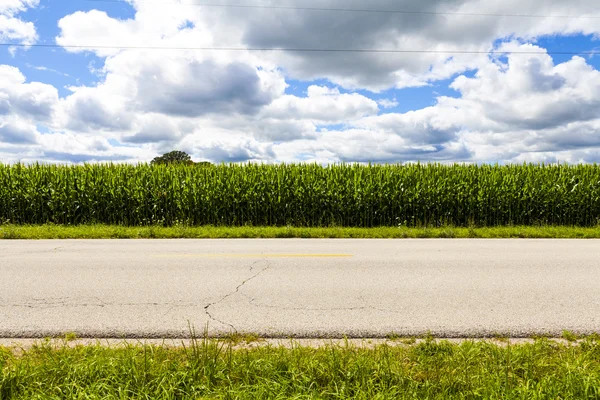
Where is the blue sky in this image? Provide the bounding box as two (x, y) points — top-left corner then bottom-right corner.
(3, 0), (134, 92)
(2, 0), (600, 164)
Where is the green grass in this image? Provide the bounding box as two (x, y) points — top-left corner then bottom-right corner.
(1, 336), (599, 399)
(3, 224), (600, 239)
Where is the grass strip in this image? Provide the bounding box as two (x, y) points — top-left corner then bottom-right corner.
(1, 336), (599, 399)
(2, 224), (600, 239)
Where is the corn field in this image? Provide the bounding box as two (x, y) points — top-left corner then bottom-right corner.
(1, 163), (600, 227)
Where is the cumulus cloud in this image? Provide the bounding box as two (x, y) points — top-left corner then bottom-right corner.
(0, 66), (150, 164)
(377, 98), (399, 109)
(440, 46), (600, 161)
(3, 0), (600, 165)
(225, 0), (600, 90)
(274, 129), (472, 164)
(36, 132), (148, 163)
(58, 77), (136, 134)
(0, 65), (58, 146)
(123, 114), (199, 144)
(354, 106), (463, 146)
(263, 85), (379, 122)
(271, 45), (600, 164)
(136, 60), (277, 117)
(0, 0), (38, 45)
(55, 0), (600, 92)
(0, 66), (59, 121)
(449, 46), (600, 131)
(178, 131), (276, 162)
(53, 7), (286, 136)
(0, 0), (38, 14)
(0, 116), (37, 144)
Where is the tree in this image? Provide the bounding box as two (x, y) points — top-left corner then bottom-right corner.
(151, 150), (192, 165)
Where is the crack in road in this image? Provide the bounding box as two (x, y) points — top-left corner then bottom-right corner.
(204, 259), (272, 333)
(0, 300), (199, 310)
(239, 292), (403, 315)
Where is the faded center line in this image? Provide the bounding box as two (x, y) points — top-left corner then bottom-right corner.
(152, 254), (354, 258)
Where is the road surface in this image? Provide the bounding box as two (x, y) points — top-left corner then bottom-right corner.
(1, 239), (599, 338)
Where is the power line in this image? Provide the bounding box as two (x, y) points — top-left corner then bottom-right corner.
(82, 0), (600, 19)
(2, 42), (599, 55)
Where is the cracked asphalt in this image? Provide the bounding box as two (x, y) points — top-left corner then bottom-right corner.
(1, 239), (600, 338)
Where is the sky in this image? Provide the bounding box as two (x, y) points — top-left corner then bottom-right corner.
(1, 0), (600, 165)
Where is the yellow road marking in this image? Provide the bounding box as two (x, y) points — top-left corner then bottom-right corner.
(153, 253), (353, 258)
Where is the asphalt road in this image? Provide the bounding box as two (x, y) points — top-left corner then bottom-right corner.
(1, 239), (599, 338)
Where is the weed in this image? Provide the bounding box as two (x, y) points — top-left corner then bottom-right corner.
(1, 338), (600, 398)
(63, 332), (78, 342)
(492, 332), (510, 343)
(222, 332), (263, 346)
(561, 330), (579, 342)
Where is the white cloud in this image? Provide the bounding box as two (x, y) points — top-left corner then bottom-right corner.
(54, 0), (600, 92)
(0, 65), (59, 121)
(0, 115), (37, 144)
(377, 98), (399, 109)
(52, 7), (287, 137)
(36, 132), (149, 163)
(276, 45), (600, 163)
(219, 0), (600, 90)
(178, 130), (275, 163)
(263, 85), (379, 123)
(135, 59), (277, 117)
(0, 0), (38, 45)
(433, 46), (600, 162)
(58, 83), (134, 133)
(27, 65), (71, 77)
(450, 49), (600, 130)
(0, 65), (58, 148)
(123, 114), (189, 144)
(0, 0), (37, 14)
(4, 1), (600, 165)
(0, 65), (150, 164)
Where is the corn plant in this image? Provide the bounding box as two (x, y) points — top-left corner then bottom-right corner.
(0, 162), (599, 227)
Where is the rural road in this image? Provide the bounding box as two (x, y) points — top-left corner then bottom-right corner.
(1, 239), (599, 338)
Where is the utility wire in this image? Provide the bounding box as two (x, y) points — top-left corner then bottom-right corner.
(82, 0), (600, 19)
(1, 42), (599, 55)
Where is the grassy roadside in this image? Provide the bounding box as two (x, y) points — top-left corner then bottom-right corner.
(2, 224), (600, 239)
(1, 336), (599, 398)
